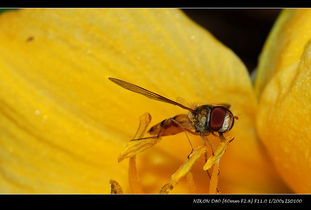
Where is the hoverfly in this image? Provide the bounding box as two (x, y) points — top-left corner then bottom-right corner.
(108, 77), (237, 147)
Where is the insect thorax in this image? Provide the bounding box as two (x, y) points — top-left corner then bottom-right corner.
(188, 105), (212, 135)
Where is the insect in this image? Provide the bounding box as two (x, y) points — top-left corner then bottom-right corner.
(108, 77), (237, 148)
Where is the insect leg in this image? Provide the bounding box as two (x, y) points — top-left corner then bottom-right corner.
(201, 135), (223, 192)
(219, 132), (235, 143)
(170, 118), (194, 158)
(201, 135), (215, 156)
(204, 151), (212, 181)
(130, 136), (159, 141)
(203, 151), (212, 179)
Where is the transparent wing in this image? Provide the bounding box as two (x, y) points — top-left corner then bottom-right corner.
(109, 77), (194, 112)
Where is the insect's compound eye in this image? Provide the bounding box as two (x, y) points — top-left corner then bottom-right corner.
(209, 107), (226, 131)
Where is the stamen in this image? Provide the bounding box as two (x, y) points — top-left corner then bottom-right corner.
(203, 138), (230, 171)
(203, 134), (233, 193)
(186, 172), (197, 193)
(128, 156), (143, 193)
(110, 179), (123, 194)
(160, 146), (206, 194)
(118, 113), (157, 162)
(209, 161), (220, 194)
(127, 113), (153, 193)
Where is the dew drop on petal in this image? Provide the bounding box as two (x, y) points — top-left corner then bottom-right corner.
(189, 34), (196, 40)
(34, 109), (41, 115)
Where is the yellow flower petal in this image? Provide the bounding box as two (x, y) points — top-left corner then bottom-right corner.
(255, 9), (311, 97)
(0, 9), (287, 193)
(257, 38), (311, 192)
(256, 9), (311, 193)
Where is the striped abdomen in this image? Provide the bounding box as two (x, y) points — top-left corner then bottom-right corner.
(148, 114), (194, 137)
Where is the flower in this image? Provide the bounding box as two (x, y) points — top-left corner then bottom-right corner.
(0, 8), (307, 193)
(255, 9), (311, 193)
